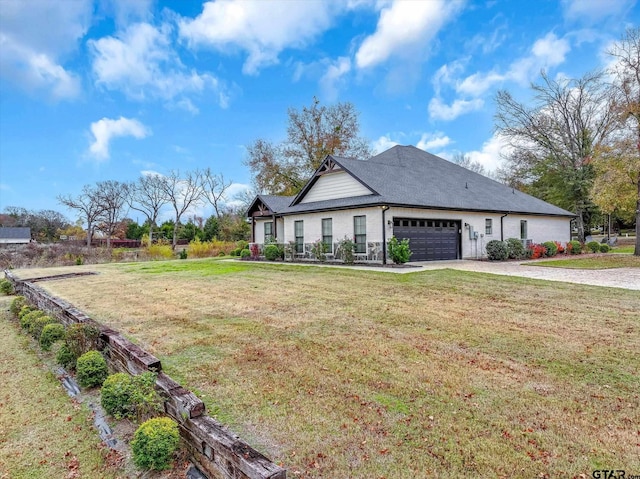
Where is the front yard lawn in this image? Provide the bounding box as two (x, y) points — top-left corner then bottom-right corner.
(12, 259), (640, 478)
(529, 254), (640, 269)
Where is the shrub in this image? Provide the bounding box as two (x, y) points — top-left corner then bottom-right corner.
(179, 249), (188, 260)
(568, 240), (582, 255)
(528, 243), (547, 259)
(587, 241), (600, 253)
(40, 323), (66, 351)
(506, 238), (526, 259)
(0, 279), (14, 295)
(20, 309), (45, 331)
(309, 240), (327, 262)
(65, 323), (100, 359)
(249, 243), (260, 258)
(76, 350), (108, 388)
(218, 251), (225, 257)
(101, 372), (161, 420)
(542, 241), (558, 257)
(146, 243), (174, 260)
(599, 243), (610, 253)
(555, 241), (565, 254)
(30, 315), (57, 340)
(336, 236), (356, 264)
(240, 248), (251, 258)
(56, 343), (77, 370)
(236, 240), (249, 251)
(387, 236), (412, 264)
(131, 417), (180, 471)
(264, 244), (281, 261)
(18, 305), (35, 320)
(10, 296), (27, 316)
(486, 240), (508, 261)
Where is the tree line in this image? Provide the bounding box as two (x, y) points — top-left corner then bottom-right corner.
(1, 169), (251, 247)
(495, 28), (640, 254)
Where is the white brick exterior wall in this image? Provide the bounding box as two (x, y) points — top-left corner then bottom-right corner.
(253, 206), (571, 261)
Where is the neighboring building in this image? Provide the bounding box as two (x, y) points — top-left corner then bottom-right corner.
(0, 227), (31, 245)
(247, 145), (574, 262)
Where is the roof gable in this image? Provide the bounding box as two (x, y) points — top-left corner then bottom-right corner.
(291, 155), (377, 206)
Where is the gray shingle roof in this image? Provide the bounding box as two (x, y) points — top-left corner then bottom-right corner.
(0, 227), (31, 239)
(275, 146), (574, 217)
(257, 194), (296, 213)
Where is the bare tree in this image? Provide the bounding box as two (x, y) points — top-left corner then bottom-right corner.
(128, 174), (169, 243)
(607, 27), (640, 255)
(95, 181), (129, 247)
(495, 71), (616, 242)
(451, 153), (487, 176)
(58, 185), (105, 247)
(160, 170), (205, 249)
(202, 168), (233, 217)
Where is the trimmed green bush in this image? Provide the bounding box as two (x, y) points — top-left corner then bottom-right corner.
(506, 238), (526, 259)
(217, 251), (225, 257)
(569, 240), (582, 255)
(132, 417), (180, 471)
(486, 240), (508, 261)
(20, 310), (45, 332)
(388, 236), (412, 264)
(18, 305), (35, 320)
(65, 323), (100, 359)
(264, 244), (281, 261)
(76, 350), (108, 388)
(542, 241), (558, 257)
(101, 372), (161, 420)
(40, 323), (66, 351)
(240, 248), (251, 258)
(587, 241), (600, 253)
(599, 243), (610, 253)
(0, 279), (14, 295)
(29, 315), (56, 340)
(56, 343), (77, 370)
(10, 296), (27, 316)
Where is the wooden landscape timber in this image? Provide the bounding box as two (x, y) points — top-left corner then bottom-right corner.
(3, 270), (286, 479)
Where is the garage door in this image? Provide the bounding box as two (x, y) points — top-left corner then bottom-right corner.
(393, 218), (460, 261)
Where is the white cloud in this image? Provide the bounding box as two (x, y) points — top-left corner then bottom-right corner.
(372, 135), (400, 154)
(432, 60), (467, 96)
(456, 32), (570, 97)
(179, 1), (338, 75)
(355, 0), (463, 69)
(99, 0), (153, 28)
(0, 0), (91, 99)
(319, 57), (351, 101)
(561, 0), (635, 23)
(416, 132), (452, 151)
(89, 22), (227, 109)
(466, 133), (512, 172)
(89, 117), (150, 161)
(428, 97), (484, 121)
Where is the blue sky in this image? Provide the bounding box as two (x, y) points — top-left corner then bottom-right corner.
(0, 0), (638, 223)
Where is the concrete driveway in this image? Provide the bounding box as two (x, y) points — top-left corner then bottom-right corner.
(410, 259), (640, 291)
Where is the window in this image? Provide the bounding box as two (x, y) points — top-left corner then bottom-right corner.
(520, 220), (528, 240)
(485, 219), (492, 235)
(354, 215), (366, 254)
(322, 218), (333, 253)
(264, 222), (273, 243)
(294, 220), (304, 254)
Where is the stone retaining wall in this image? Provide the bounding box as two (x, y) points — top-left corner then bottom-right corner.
(4, 270), (286, 479)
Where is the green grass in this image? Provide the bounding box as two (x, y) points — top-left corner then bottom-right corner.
(0, 298), (120, 479)
(12, 259), (640, 478)
(530, 254), (640, 269)
(613, 245), (636, 254)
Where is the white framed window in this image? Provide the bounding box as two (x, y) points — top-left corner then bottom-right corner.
(322, 218), (333, 253)
(485, 218), (492, 235)
(520, 220), (528, 239)
(354, 216), (366, 253)
(264, 222), (273, 243)
(294, 220), (304, 253)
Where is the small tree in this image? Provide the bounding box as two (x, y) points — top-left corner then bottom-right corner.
(387, 236), (411, 264)
(58, 185), (105, 247)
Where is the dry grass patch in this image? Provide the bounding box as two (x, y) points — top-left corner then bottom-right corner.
(12, 259), (640, 478)
(0, 298), (120, 479)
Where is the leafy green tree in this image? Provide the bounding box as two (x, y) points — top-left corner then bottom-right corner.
(246, 97), (372, 195)
(203, 215), (219, 241)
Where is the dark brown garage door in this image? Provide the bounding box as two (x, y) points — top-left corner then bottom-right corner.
(393, 218), (460, 261)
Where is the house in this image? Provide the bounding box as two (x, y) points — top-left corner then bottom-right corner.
(246, 145), (574, 262)
(0, 227), (31, 245)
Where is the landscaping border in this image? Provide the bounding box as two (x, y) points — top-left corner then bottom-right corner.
(3, 270), (286, 479)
